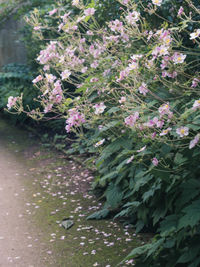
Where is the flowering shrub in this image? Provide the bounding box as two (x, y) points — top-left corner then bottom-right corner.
(8, 0), (200, 265)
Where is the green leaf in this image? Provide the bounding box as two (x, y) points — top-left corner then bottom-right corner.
(135, 220), (145, 233)
(177, 247), (200, 263)
(125, 243), (151, 259)
(104, 183), (123, 209)
(174, 153), (188, 165)
(159, 215), (178, 236)
(99, 171), (118, 185)
(100, 120), (119, 132)
(176, 179), (200, 211)
(142, 182), (161, 202)
(178, 199), (200, 229)
(106, 107), (120, 114)
(87, 208), (109, 220)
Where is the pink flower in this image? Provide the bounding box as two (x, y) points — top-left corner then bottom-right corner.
(152, 45), (169, 57)
(34, 26), (41, 30)
(128, 61), (138, 70)
(176, 126), (189, 137)
(137, 146), (146, 152)
(49, 9), (58, 16)
(124, 112), (139, 127)
(152, 157), (159, 166)
(44, 104), (53, 113)
(43, 65), (50, 71)
(87, 30), (94, 35)
(152, 132), (156, 139)
(178, 6), (184, 17)
(61, 69), (71, 80)
(81, 67), (88, 73)
(32, 75), (43, 83)
(160, 127), (172, 136)
(189, 134), (200, 149)
(138, 83), (148, 96)
(52, 80), (62, 94)
(45, 74), (56, 83)
(90, 77), (99, 83)
(192, 99), (200, 110)
(191, 78), (200, 88)
(65, 109), (85, 132)
(126, 11), (140, 24)
(84, 8), (95, 16)
(116, 68), (130, 82)
(158, 103), (171, 117)
(108, 20), (124, 32)
(91, 61), (99, 68)
(123, 0), (130, 4)
(119, 97), (126, 104)
(126, 155), (134, 164)
(94, 103), (106, 114)
(7, 96), (18, 109)
(172, 52), (186, 64)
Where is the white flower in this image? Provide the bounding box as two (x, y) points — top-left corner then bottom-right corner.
(126, 155), (134, 164)
(172, 53), (186, 64)
(152, 0), (162, 6)
(138, 83), (148, 96)
(45, 74), (56, 83)
(7, 96), (17, 109)
(192, 99), (200, 110)
(94, 139), (105, 147)
(72, 0), (79, 6)
(126, 11), (140, 24)
(61, 69), (71, 80)
(190, 29), (200, 40)
(84, 8), (95, 16)
(32, 75), (43, 83)
(160, 127), (172, 136)
(137, 146), (146, 152)
(176, 126), (189, 137)
(94, 102), (106, 114)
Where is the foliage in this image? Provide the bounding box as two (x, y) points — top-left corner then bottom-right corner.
(0, 63), (38, 124)
(7, 0), (200, 266)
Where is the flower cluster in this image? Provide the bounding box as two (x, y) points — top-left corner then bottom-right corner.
(8, 0), (200, 157)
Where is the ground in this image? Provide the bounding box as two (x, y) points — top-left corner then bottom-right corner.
(0, 117), (146, 267)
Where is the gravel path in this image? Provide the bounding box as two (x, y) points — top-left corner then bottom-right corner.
(0, 123), (46, 267)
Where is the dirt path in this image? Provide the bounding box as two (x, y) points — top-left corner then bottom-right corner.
(0, 146), (43, 267)
(0, 143), (45, 267)
(0, 117), (141, 267)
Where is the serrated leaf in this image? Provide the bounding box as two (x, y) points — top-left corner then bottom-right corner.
(105, 183), (123, 209)
(142, 183), (161, 202)
(135, 220), (144, 233)
(159, 215), (178, 236)
(87, 208), (109, 220)
(178, 199), (200, 229)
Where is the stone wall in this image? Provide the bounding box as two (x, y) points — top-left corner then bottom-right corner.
(0, 15), (26, 70)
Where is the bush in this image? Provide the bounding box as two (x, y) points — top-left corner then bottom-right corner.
(8, 0), (200, 266)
